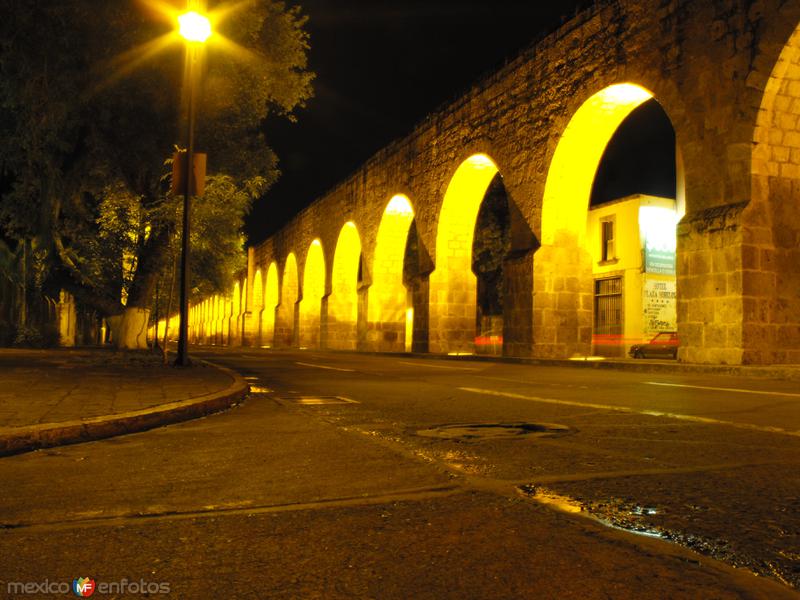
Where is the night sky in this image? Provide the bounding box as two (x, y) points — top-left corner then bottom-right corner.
(247, 0), (674, 244)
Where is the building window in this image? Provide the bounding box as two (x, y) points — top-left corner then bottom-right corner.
(594, 277), (623, 333)
(601, 218), (616, 262)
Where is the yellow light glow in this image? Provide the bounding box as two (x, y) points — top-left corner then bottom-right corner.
(370, 195), (415, 328)
(252, 269), (264, 310)
(430, 154), (499, 354)
(282, 254), (298, 305)
(300, 241), (326, 348)
(541, 83), (654, 246)
(405, 307), (414, 353)
(178, 11), (212, 43)
(329, 223), (362, 350)
(385, 194), (415, 216)
(277, 253), (299, 346)
(261, 262), (279, 345)
(232, 281), (241, 315)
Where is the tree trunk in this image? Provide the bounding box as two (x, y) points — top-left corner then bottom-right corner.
(109, 307), (150, 349)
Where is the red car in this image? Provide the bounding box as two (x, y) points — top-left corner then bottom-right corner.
(629, 332), (679, 359)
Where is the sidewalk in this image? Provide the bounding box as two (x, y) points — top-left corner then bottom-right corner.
(0, 348), (248, 455)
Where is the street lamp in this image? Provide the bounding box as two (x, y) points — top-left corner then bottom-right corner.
(175, 6), (211, 367)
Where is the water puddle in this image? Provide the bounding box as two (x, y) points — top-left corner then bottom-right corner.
(519, 484), (671, 539)
(517, 484), (798, 590)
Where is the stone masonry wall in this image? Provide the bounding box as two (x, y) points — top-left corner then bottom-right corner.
(192, 0), (800, 364)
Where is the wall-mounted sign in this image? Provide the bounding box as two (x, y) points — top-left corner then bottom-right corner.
(643, 277), (677, 336)
(644, 240), (676, 275)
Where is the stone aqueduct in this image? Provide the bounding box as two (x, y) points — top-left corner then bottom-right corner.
(184, 0), (800, 365)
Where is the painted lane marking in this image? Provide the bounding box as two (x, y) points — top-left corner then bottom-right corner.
(286, 396), (360, 406)
(295, 361), (355, 373)
(398, 361), (483, 371)
(644, 381), (800, 399)
(457, 387), (800, 438)
(250, 386), (273, 394)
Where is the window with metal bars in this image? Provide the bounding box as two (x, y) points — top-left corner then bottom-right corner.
(594, 277), (623, 336)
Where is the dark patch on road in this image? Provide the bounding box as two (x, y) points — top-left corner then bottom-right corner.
(416, 422), (572, 441)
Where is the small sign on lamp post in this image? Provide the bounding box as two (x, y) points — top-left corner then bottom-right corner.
(171, 151), (207, 197)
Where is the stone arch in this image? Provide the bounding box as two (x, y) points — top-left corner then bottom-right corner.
(536, 83), (684, 358)
(329, 222), (362, 350)
(299, 240), (326, 349)
(429, 154), (500, 354)
(213, 295), (222, 345)
(230, 281), (242, 345)
(277, 253), (299, 347)
(748, 22), (800, 363)
(250, 269), (264, 343)
(542, 84), (654, 246)
(368, 194), (415, 352)
(223, 288), (234, 345)
(253, 269), (264, 312)
(261, 262), (279, 347)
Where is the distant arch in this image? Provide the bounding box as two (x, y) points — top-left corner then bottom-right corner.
(253, 269), (264, 311)
(368, 195), (415, 352)
(276, 253), (299, 347)
(261, 262), (279, 347)
(230, 281), (242, 345)
(329, 223), (362, 350)
(299, 240), (326, 348)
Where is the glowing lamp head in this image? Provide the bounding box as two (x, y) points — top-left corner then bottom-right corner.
(178, 11), (212, 43)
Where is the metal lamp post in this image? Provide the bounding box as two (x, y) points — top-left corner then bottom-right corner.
(175, 8), (211, 367)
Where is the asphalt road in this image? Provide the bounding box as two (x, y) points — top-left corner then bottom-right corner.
(1, 348), (798, 599)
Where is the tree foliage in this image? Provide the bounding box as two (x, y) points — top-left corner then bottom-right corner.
(0, 0), (313, 327)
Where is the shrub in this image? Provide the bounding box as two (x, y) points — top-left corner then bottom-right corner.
(13, 323), (60, 348)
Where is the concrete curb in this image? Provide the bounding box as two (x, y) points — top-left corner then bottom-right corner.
(0, 360), (249, 458)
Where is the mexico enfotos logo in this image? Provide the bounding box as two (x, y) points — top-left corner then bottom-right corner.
(6, 577), (170, 596)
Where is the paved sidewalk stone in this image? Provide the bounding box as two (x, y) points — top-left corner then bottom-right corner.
(0, 349), (234, 428)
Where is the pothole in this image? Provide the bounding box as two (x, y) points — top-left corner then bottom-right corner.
(416, 422), (571, 440)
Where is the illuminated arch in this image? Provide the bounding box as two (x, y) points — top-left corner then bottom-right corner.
(253, 270), (264, 312)
(212, 295), (221, 344)
(749, 24), (800, 363)
(250, 269), (263, 343)
(277, 253), (299, 347)
(329, 222), (362, 350)
(261, 262), (279, 347)
(429, 154), (500, 354)
(223, 291), (234, 345)
(542, 83), (653, 246)
(214, 294), (222, 344)
(230, 281), (241, 345)
(537, 83), (682, 359)
(299, 240), (326, 348)
(201, 299), (208, 342)
(369, 195), (415, 352)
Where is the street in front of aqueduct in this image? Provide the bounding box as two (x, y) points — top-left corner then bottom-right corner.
(1, 349), (799, 597)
